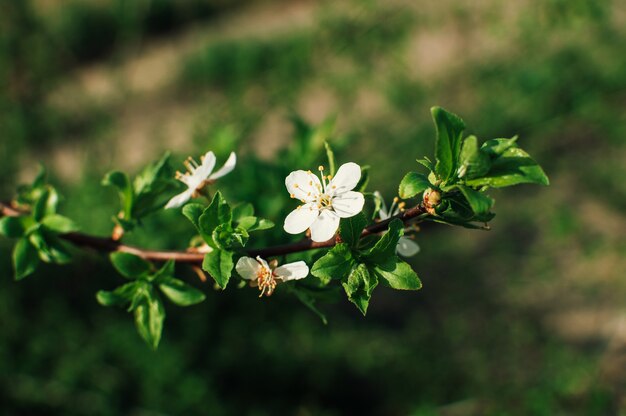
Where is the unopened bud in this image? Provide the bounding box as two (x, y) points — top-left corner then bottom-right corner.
(423, 188), (441, 208)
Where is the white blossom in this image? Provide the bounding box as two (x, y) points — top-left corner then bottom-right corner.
(374, 191), (420, 257)
(283, 162), (365, 242)
(235, 256), (309, 297)
(165, 151), (236, 209)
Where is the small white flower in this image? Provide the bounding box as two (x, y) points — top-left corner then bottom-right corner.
(283, 162), (365, 242)
(374, 191), (420, 257)
(235, 256), (309, 297)
(165, 151), (236, 209)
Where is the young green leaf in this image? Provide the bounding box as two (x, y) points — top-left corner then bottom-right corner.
(311, 243), (356, 285)
(237, 216), (274, 232)
(342, 263), (378, 315)
(453, 185), (494, 216)
(110, 252), (152, 279)
(96, 282), (139, 307)
(199, 192), (231, 245)
(133, 152), (172, 195)
(158, 277), (206, 306)
(432, 106), (466, 182)
(182, 203), (205, 231)
(13, 237), (40, 280)
(32, 189), (51, 222)
(339, 213), (367, 248)
(372, 259), (422, 290)
(465, 146), (549, 188)
(41, 214), (79, 233)
(202, 249), (234, 289)
(458, 135), (491, 179)
(133, 288), (165, 350)
(0, 216), (26, 238)
(481, 137), (518, 156)
(399, 172), (430, 199)
(362, 219), (404, 266)
(29, 230), (72, 264)
(102, 171), (134, 217)
(232, 203), (254, 222)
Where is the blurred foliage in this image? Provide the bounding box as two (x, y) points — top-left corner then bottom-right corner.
(1, 0), (626, 414)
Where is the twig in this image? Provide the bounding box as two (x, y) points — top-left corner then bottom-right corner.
(0, 202), (427, 263)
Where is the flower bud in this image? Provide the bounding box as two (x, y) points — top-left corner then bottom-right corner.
(423, 188), (441, 207)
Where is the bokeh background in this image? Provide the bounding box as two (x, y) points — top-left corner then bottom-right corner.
(1, 0), (626, 414)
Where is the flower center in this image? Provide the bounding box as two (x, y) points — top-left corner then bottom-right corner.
(317, 193), (333, 209)
(256, 267), (277, 297)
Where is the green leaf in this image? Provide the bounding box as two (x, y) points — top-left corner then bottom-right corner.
(465, 146), (549, 188)
(32, 188), (59, 222)
(41, 214), (79, 233)
(29, 230), (72, 264)
(232, 203), (254, 221)
(338, 213), (367, 248)
(13, 237), (39, 280)
(231, 227), (250, 247)
(481, 137), (518, 156)
(0, 216), (25, 238)
(342, 263), (378, 315)
(362, 219), (404, 265)
(134, 288), (165, 350)
(110, 252), (152, 279)
(453, 185), (494, 216)
(416, 157), (434, 171)
(372, 259), (422, 290)
(182, 203), (205, 231)
(102, 171), (134, 218)
(202, 250), (234, 289)
(237, 216), (275, 232)
(152, 260), (175, 283)
(398, 172), (430, 199)
(133, 152), (172, 195)
(311, 243), (355, 285)
(432, 106), (466, 182)
(158, 277), (206, 306)
(324, 141), (337, 176)
(96, 282), (139, 307)
(211, 223), (234, 249)
(199, 192), (231, 246)
(458, 135), (491, 179)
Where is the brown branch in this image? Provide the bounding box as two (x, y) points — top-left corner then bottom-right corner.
(1, 201), (427, 263)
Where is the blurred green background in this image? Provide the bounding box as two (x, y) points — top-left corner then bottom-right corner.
(1, 0), (626, 414)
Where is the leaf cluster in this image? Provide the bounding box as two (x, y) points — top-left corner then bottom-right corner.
(398, 107), (549, 228)
(183, 192), (274, 289)
(0, 168), (78, 280)
(97, 252), (205, 349)
(102, 152), (177, 233)
(311, 214), (422, 315)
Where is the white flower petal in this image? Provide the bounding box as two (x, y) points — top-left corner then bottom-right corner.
(397, 237), (420, 257)
(196, 151), (217, 179)
(310, 209), (340, 242)
(274, 261), (309, 281)
(332, 191), (365, 218)
(285, 170), (321, 202)
(235, 256), (261, 280)
(165, 189), (194, 209)
(209, 152), (237, 180)
(283, 203), (319, 234)
(328, 162), (361, 195)
(255, 256), (270, 271)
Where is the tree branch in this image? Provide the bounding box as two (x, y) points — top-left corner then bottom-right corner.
(0, 202), (427, 263)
